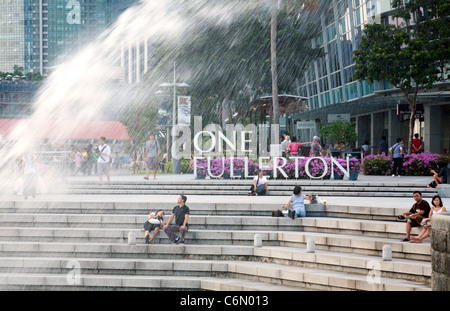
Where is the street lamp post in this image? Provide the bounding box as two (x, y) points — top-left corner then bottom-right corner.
(159, 61), (189, 173)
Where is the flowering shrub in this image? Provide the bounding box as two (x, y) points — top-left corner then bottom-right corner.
(361, 152), (447, 176)
(195, 158), (207, 176)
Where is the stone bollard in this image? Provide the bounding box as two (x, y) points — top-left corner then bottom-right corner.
(254, 234), (262, 247)
(382, 245), (392, 261)
(128, 231), (136, 245)
(306, 238), (315, 253)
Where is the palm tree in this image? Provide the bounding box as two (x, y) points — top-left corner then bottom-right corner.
(271, 0), (280, 139)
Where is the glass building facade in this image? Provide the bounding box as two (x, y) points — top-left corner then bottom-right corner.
(294, 0), (449, 154)
(0, 0), (115, 76)
(0, 0), (33, 73)
(297, 0), (394, 110)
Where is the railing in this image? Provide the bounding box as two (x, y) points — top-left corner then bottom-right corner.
(34, 151), (72, 177)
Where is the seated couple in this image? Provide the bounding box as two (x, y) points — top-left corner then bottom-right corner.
(142, 195), (190, 244)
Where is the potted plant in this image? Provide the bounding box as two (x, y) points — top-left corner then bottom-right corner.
(348, 157), (361, 180)
(195, 158), (207, 179)
(333, 158), (346, 180)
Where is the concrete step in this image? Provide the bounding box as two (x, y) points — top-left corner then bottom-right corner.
(0, 199), (421, 221)
(254, 246), (430, 283)
(0, 241), (255, 260)
(0, 245), (430, 283)
(64, 189), (436, 197)
(0, 273), (302, 291)
(64, 183), (437, 193)
(0, 224), (430, 261)
(0, 214), (425, 240)
(56, 180), (438, 197)
(64, 179), (437, 188)
(0, 263), (429, 291)
(225, 261), (430, 291)
(0, 191), (433, 291)
(0, 256), (431, 290)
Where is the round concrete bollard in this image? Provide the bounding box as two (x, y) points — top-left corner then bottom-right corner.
(128, 231), (136, 245)
(306, 238), (315, 253)
(382, 245), (392, 261)
(254, 234), (262, 247)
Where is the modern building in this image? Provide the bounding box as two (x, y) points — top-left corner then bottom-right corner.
(292, 0), (449, 155)
(0, 81), (39, 118)
(0, 0), (142, 76)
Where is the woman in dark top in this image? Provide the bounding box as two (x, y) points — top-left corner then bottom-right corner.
(429, 161), (448, 188)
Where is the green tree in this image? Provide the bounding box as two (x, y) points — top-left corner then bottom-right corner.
(0, 65), (43, 82)
(141, 1), (324, 126)
(120, 97), (159, 147)
(320, 121), (358, 146)
(353, 0), (449, 154)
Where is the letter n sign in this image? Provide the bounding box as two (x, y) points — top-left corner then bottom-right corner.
(67, 0), (81, 25)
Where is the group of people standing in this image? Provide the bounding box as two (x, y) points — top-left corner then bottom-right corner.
(68, 144), (96, 176)
(280, 133), (323, 158)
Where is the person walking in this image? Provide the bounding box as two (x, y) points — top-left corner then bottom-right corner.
(96, 136), (111, 185)
(389, 138), (404, 177)
(163, 195), (190, 244)
(144, 133), (160, 180)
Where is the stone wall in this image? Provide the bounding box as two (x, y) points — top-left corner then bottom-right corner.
(431, 212), (450, 291)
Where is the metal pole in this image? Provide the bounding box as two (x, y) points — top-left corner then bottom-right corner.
(172, 61), (176, 162)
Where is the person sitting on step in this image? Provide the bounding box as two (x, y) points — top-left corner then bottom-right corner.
(143, 210), (165, 244)
(397, 191), (431, 242)
(281, 186), (312, 219)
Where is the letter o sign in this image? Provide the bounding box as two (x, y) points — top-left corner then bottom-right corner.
(305, 157), (328, 179)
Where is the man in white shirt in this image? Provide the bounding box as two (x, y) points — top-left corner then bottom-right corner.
(97, 136), (111, 185)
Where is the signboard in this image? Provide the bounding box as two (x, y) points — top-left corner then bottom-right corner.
(328, 114), (351, 123)
(178, 96), (191, 126)
(157, 95), (171, 126)
(397, 104), (424, 122)
(297, 121), (315, 129)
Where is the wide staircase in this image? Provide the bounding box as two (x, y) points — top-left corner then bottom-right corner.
(0, 193), (431, 291)
(60, 179), (438, 198)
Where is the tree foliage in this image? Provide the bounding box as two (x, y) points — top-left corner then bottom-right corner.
(120, 96), (159, 147)
(141, 1), (324, 126)
(320, 121), (358, 146)
(353, 0), (449, 154)
(0, 65), (44, 82)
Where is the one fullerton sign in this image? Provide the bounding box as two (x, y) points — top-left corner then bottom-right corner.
(173, 116), (352, 180)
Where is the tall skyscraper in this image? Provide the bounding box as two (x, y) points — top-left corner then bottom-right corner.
(0, 0), (116, 76)
(0, 0), (33, 73)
